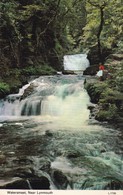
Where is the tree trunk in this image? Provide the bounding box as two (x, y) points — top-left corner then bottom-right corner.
(97, 6), (104, 62)
(87, 1), (106, 63)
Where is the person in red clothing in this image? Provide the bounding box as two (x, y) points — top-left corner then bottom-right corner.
(99, 63), (105, 70)
(96, 63), (105, 81)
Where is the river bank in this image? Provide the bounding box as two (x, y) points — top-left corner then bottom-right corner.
(85, 53), (123, 130)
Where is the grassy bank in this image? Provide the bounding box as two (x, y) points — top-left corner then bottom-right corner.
(85, 56), (123, 129)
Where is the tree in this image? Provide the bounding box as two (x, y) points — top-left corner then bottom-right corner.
(82, 0), (123, 62)
(88, 1), (107, 61)
(0, 0), (22, 67)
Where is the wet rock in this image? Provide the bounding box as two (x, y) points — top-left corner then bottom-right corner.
(104, 180), (123, 190)
(39, 157), (51, 173)
(88, 104), (98, 119)
(0, 153), (6, 164)
(83, 65), (98, 75)
(62, 70), (75, 75)
(100, 149), (106, 153)
(0, 176), (50, 189)
(13, 158), (33, 165)
(89, 105), (99, 119)
(45, 130), (53, 137)
(67, 151), (81, 158)
(0, 178), (30, 189)
(87, 103), (96, 111)
(13, 168), (34, 178)
(52, 170), (68, 189)
(21, 83), (35, 99)
(29, 177), (50, 189)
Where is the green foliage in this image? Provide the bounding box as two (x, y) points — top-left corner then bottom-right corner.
(85, 82), (108, 103)
(116, 76), (123, 92)
(0, 0), (123, 96)
(82, 0), (123, 51)
(0, 1), (22, 41)
(0, 82), (10, 97)
(22, 65), (56, 76)
(101, 87), (117, 100)
(9, 68), (21, 77)
(0, 0), (87, 70)
(96, 104), (119, 122)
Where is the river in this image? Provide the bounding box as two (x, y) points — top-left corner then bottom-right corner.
(0, 74), (123, 190)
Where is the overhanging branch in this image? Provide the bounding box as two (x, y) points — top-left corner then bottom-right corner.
(37, 0), (61, 45)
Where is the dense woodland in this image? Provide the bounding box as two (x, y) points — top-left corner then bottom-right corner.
(0, 1), (123, 190)
(0, 0), (123, 96)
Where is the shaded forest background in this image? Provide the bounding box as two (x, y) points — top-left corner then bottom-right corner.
(0, 0), (123, 96)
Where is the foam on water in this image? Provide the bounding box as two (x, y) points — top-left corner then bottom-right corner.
(0, 75), (91, 130)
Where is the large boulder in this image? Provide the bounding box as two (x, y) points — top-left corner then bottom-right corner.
(0, 176), (50, 189)
(52, 170), (69, 189)
(29, 177), (50, 189)
(0, 178), (29, 189)
(83, 65), (98, 75)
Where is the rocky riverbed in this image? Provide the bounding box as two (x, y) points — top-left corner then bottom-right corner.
(0, 75), (123, 190)
(0, 118), (123, 190)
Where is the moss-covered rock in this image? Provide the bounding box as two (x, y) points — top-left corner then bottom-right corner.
(95, 104), (119, 122)
(0, 82), (10, 98)
(85, 65), (123, 127)
(85, 82), (108, 103)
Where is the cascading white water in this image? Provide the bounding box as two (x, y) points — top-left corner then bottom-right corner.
(0, 53), (91, 128)
(0, 75), (90, 130)
(63, 54), (90, 72)
(0, 82), (31, 119)
(40, 80), (90, 129)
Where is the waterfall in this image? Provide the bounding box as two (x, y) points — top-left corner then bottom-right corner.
(40, 80), (90, 129)
(0, 54), (91, 128)
(63, 54), (90, 72)
(0, 75), (90, 129)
